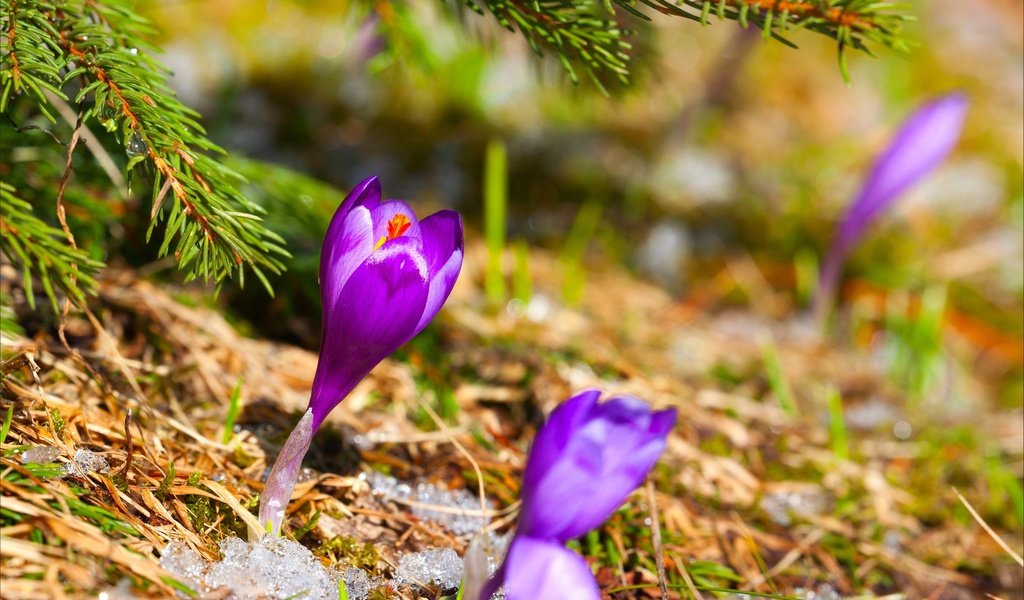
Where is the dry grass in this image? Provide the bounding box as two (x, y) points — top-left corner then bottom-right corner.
(0, 242), (1021, 599)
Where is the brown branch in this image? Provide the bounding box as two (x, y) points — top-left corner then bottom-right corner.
(65, 41), (139, 129)
(648, 1), (877, 31)
(733, 0), (875, 30)
(53, 109), (105, 386)
(117, 408), (134, 480)
(54, 110), (83, 256)
(6, 0), (23, 83)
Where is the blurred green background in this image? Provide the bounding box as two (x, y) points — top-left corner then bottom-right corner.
(130, 0), (1023, 407)
(1, 3), (1021, 593)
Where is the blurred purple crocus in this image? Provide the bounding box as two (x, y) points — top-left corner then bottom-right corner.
(815, 94), (968, 320)
(259, 176), (464, 536)
(478, 390), (676, 600)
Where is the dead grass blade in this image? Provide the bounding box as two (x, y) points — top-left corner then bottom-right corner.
(953, 487), (1024, 567)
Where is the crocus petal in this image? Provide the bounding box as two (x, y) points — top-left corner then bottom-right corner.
(816, 94), (968, 319)
(496, 536), (600, 600)
(321, 205), (375, 313)
(417, 210), (465, 274)
(846, 94), (968, 238)
(557, 408), (675, 539)
(410, 210), (464, 335)
(518, 393), (676, 541)
(415, 247), (463, 333)
(649, 403), (679, 439)
(317, 175), (382, 292)
(310, 238), (429, 429)
(521, 389), (602, 494)
(322, 177), (381, 265)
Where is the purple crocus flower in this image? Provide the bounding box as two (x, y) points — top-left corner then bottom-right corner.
(816, 94), (968, 319)
(478, 390), (676, 600)
(259, 176), (463, 536)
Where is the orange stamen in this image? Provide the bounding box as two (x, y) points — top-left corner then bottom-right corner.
(374, 213), (413, 250)
(387, 213), (412, 239)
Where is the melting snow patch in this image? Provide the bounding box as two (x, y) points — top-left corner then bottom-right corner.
(844, 397), (900, 430)
(394, 547), (463, 591)
(66, 448), (110, 476)
(20, 446), (61, 464)
(159, 542), (207, 595)
(363, 471), (490, 535)
(726, 588), (842, 600)
(759, 488), (830, 527)
(97, 579), (137, 600)
(339, 567), (372, 599)
(25, 447), (114, 478)
(794, 583), (843, 599)
(160, 536), (375, 600)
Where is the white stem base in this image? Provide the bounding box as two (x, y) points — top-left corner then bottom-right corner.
(258, 409), (315, 537)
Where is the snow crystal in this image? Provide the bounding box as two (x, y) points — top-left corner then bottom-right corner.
(160, 536), (376, 600)
(883, 529), (903, 553)
(64, 448), (110, 476)
(793, 583), (842, 600)
(159, 542), (207, 596)
(340, 567), (372, 599)
(727, 588), (842, 600)
(158, 473), (499, 599)
(206, 536), (338, 599)
(20, 446), (61, 464)
(297, 467), (318, 483)
(364, 471), (490, 535)
(636, 220), (691, 291)
(97, 578), (137, 600)
(394, 548), (463, 591)
(759, 488), (830, 527)
(844, 397), (900, 430)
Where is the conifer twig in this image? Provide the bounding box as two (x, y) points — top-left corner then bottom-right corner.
(1, 0), (288, 303)
(455, 0), (911, 87)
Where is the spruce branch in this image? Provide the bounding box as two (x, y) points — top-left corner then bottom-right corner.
(458, 0), (633, 90)
(1, 0), (288, 298)
(455, 0), (911, 86)
(0, 182), (102, 312)
(1, 0), (67, 121)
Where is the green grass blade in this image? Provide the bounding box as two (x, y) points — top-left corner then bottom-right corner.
(826, 385), (848, 460)
(484, 138), (508, 307)
(221, 377), (244, 444)
(762, 342), (796, 417)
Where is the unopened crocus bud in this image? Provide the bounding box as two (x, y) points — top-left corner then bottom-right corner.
(485, 536), (599, 599)
(481, 390), (676, 599)
(259, 176), (464, 536)
(816, 94), (968, 319)
(311, 176), (464, 431)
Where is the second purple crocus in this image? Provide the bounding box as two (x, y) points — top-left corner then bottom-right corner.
(478, 390), (677, 600)
(815, 94), (968, 319)
(259, 176), (464, 536)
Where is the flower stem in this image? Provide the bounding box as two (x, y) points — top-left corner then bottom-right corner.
(258, 409), (315, 537)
